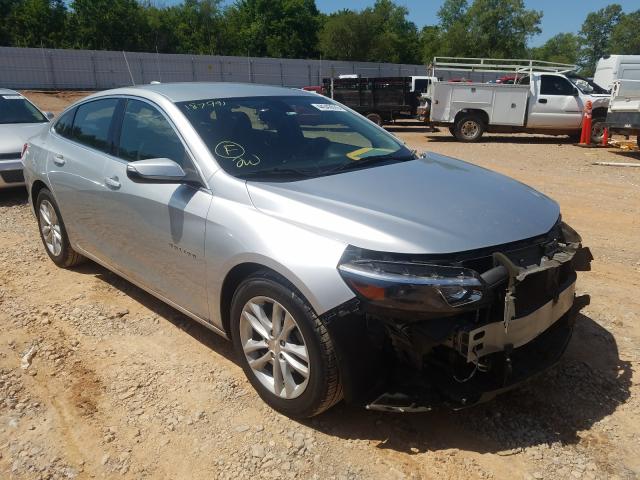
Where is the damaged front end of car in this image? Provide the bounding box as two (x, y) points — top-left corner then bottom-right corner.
(322, 221), (593, 412)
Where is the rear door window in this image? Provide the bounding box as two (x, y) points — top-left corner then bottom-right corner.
(70, 99), (118, 153)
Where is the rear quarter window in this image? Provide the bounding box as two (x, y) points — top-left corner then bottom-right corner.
(53, 108), (76, 138)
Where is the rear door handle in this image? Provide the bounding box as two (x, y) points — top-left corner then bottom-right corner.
(105, 176), (121, 189)
(53, 153), (65, 166)
(538, 98), (548, 104)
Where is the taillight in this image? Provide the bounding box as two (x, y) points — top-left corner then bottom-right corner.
(21, 143), (28, 159)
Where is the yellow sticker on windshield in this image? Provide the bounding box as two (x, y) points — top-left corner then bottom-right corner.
(346, 147), (395, 161)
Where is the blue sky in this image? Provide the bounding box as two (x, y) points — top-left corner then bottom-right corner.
(314, 0), (639, 46)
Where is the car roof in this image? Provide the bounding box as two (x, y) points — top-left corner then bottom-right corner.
(0, 88), (20, 96)
(90, 82), (316, 103)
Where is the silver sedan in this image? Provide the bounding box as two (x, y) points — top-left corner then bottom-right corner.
(22, 83), (591, 417)
(0, 89), (52, 189)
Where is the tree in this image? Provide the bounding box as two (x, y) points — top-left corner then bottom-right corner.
(465, 0), (542, 58)
(319, 0), (420, 63)
(530, 33), (580, 65)
(421, 0), (542, 62)
(225, 0), (320, 58)
(6, 0), (66, 47)
(0, 0), (21, 45)
(609, 10), (640, 56)
(579, 4), (623, 74)
(66, 0), (146, 51)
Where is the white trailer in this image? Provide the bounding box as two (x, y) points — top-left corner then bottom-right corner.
(605, 79), (640, 148)
(428, 57), (610, 142)
(594, 55), (640, 91)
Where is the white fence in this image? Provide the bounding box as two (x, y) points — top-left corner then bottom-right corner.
(0, 46), (428, 90)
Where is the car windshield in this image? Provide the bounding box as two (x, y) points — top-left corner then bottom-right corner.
(567, 74), (609, 95)
(0, 95), (47, 124)
(176, 95), (415, 181)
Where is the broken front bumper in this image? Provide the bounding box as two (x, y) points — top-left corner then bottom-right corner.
(326, 223), (593, 412)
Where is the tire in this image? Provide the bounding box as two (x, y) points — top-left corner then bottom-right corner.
(590, 117), (606, 144)
(36, 189), (85, 268)
(230, 271), (343, 418)
(448, 126), (456, 137)
(453, 114), (485, 142)
(366, 113), (383, 126)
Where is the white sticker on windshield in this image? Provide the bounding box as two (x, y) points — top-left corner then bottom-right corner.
(2, 95), (23, 100)
(311, 103), (345, 112)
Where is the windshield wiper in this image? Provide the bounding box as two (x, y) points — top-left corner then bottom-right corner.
(237, 167), (315, 181)
(324, 153), (416, 174)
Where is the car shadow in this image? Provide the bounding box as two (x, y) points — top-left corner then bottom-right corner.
(305, 313), (631, 454)
(426, 135), (575, 145)
(69, 262), (631, 455)
(71, 261), (234, 357)
(609, 150), (640, 161)
(0, 187), (28, 206)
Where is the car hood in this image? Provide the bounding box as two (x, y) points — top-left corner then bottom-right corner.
(246, 153), (560, 254)
(0, 123), (48, 155)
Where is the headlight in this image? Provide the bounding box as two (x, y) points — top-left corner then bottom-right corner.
(338, 259), (485, 313)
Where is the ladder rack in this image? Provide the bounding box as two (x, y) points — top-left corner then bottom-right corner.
(431, 57), (577, 77)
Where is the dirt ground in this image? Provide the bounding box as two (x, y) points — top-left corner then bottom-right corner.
(1, 91), (639, 480)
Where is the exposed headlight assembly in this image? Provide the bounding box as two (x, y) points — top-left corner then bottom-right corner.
(338, 259), (485, 313)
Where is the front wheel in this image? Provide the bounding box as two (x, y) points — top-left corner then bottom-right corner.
(36, 189), (85, 268)
(230, 272), (343, 418)
(453, 114), (485, 142)
(366, 113), (383, 126)
(591, 117), (606, 144)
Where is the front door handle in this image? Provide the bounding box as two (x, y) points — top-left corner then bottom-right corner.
(105, 176), (121, 189)
(53, 153), (65, 166)
(538, 98), (548, 104)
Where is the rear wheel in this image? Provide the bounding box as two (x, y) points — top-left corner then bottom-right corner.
(366, 113), (383, 126)
(230, 271), (342, 418)
(36, 189), (84, 268)
(453, 114), (485, 142)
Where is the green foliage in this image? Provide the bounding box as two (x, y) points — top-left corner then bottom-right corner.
(420, 0), (542, 63)
(609, 10), (640, 56)
(319, 0), (420, 63)
(579, 4), (623, 74)
(0, 0), (637, 71)
(224, 0), (320, 58)
(530, 33), (580, 66)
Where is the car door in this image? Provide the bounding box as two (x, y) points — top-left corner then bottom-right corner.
(99, 97), (212, 320)
(46, 98), (119, 255)
(527, 74), (583, 129)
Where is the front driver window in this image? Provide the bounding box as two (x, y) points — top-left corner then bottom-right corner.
(540, 76), (576, 96)
(118, 99), (192, 171)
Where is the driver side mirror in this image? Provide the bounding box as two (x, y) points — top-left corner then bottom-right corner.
(126, 158), (186, 183)
(45, 112), (55, 120)
(572, 88), (580, 96)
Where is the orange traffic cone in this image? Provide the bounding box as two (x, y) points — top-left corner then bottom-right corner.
(602, 127), (609, 146)
(580, 101), (593, 145)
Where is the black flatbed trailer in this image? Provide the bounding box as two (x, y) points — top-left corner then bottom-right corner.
(322, 77), (420, 125)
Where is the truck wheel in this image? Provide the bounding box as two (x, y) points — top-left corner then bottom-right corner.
(590, 118), (606, 144)
(366, 113), (383, 126)
(454, 115), (485, 142)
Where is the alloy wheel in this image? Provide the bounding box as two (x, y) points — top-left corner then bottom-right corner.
(39, 200), (62, 256)
(239, 296), (310, 399)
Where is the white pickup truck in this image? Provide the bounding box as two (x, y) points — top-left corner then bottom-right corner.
(429, 72), (610, 142)
(605, 79), (640, 148)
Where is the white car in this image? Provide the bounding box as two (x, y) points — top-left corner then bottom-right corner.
(0, 89), (52, 189)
